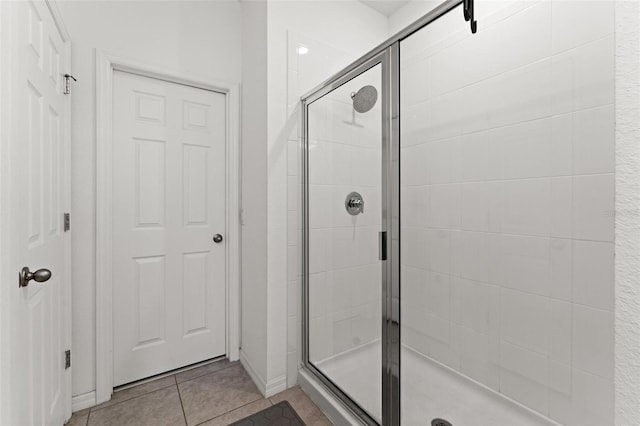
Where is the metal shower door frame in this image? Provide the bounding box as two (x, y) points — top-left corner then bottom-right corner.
(301, 47), (394, 426)
(300, 0), (466, 424)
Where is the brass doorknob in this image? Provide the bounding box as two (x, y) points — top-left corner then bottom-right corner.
(19, 267), (52, 288)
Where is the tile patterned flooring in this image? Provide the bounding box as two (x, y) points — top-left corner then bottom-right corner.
(66, 360), (332, 426)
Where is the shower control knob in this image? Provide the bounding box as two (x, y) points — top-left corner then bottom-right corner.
(345, 192), (365, 216)
(213, 234), (224, 243)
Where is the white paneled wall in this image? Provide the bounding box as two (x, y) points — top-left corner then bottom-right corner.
(399, 1), (614, 425)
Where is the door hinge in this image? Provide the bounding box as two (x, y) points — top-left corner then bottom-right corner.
(63, 74), (77, 95)
(65, 350), (71, 369)
(64, 213), (70, 232)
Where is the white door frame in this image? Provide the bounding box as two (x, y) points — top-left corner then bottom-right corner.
(95, 51), (241, 405)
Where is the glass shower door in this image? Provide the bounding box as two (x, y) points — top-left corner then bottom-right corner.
(304, 62), (383, 423)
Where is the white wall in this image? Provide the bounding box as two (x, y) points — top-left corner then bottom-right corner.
(57, 0), (243, 398)
(240, 0), (269, 390)
(397, 0), (614, 424)
(614, 0), (640, 424)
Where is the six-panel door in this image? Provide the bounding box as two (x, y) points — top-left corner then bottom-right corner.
(112, 71), (226, 386)
(6, 1), (71, 424)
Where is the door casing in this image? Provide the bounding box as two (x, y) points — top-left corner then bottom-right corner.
(94, 51), (241, 407)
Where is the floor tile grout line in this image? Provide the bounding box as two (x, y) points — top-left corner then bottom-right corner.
(84, 360), (238, 415)
(193, 396), (271, 426)
(89, 380), (177, 413)
(175, 381), (189, 426)
(89, 380), (179, 415)
(176, 361), (240, 385)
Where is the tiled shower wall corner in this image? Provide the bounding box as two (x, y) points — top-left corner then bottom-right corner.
(400, 1), (614, 424)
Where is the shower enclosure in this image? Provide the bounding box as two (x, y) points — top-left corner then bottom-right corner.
(301, 0), (615, 424)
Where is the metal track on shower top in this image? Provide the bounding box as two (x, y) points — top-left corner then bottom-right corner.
(301, 0), (465, 102)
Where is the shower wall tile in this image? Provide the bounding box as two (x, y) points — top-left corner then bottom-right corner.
(426, 92), (465, 142)
(500, 288), (552, 354)
(572, 305), (614, 380)
(550, 113), (574, 177)
(550, 238), (572, 301)
(548, 360), (572, 395)
(551, 0), (614, 54)
(308, 229), (327, 274)
(500, 363), (549, 415)
(458, 131), (491, 182)
(502, 178), (552, 237)
(428, 184), (461, 229)
(551, 36), (615, 115)
(460, 181), (502, 232)
(427, 229), (453, 274)
(401, 143), (430, 185)
(550, 299), (572, 364)
(500, 235), (552, 296)
(451, 277), (496, 335)
(572, 173), (614, 242)
(548, 367), (614, 426)
(287, 211), (297, 246)
(572, 240), (614, 311)
(287, 140), (298, 176)
(572, 104), (615, 175)
(489, 59), (553, 129)
(456, 325), (499, 391)
(550, 177), (573, 238)
(401, 186), (428, 228)
(398, 0), (614, 423)
(500, 340), (548, 386)
(495, 118), (553, 180)
(426, 272), (451, 320)
(402, 229), (429, 269)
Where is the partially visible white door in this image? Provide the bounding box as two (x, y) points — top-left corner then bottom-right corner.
(112, 71), (227, 386)
(2, 1), (71, 424)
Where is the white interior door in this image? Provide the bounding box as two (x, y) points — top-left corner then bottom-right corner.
(112, 71), (227, 386)
(2, 1), (71, 424)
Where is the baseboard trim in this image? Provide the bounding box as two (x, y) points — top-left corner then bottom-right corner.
(265, 374), (287, 397)
(239, 350), (287, 398)
(240, 350), (267, 396)
(72, 391), (96, 412)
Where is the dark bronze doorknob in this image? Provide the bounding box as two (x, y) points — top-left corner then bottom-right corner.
(213, 234), (224, 243)
(19, 267), (52, 288)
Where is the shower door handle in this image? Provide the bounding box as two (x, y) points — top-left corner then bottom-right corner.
(379, 231), (387, 261)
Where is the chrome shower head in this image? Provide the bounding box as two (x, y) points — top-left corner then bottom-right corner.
(350, 85), (378, 113)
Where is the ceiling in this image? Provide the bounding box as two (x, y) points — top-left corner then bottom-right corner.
(358, 0), (410, 16)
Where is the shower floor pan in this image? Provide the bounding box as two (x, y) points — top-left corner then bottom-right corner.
(315, 341), (557, 426)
